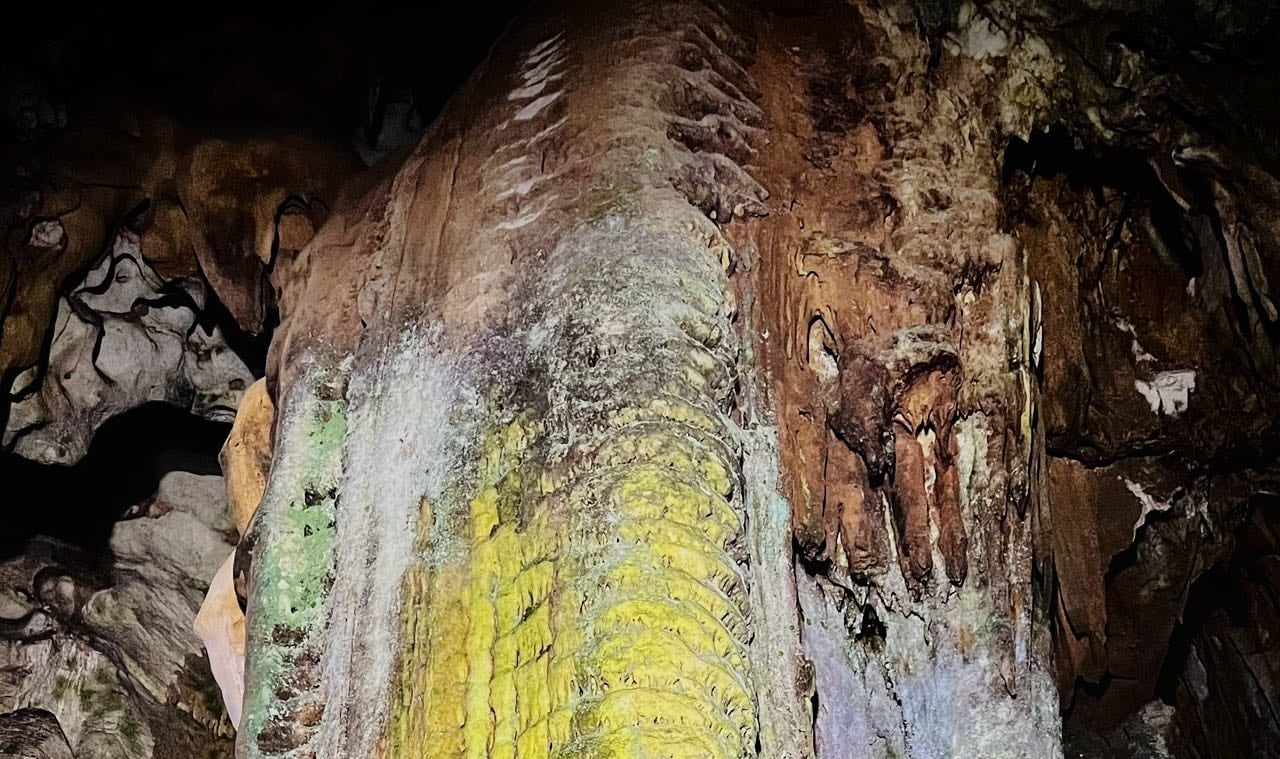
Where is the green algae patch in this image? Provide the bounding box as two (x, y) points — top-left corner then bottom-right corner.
(239, 368), (348, 758)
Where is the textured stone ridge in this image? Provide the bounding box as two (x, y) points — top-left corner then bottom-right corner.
(385, 218), (756, 759)
(722, 2), (1063, 756)
(0, 708), (74, 758)
(239, 364), (348, 756)
(234, 1), (782, 756)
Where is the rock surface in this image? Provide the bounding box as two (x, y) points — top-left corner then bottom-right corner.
(0, 708), (74, 759)
(0, 2), (1277, 757)
(220, 378), (274, 536)
(194, 554), (246, 729)
(196, 377), (273, 730)
(0, 467), (237, 758)
(728, 3), (1061, 755)
(4, 231), (254, 465)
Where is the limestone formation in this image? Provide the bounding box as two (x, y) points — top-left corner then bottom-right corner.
(220, 378), (275, 536)
(195, 554), (247, 729)
(4, 231), (254, 465)
(0, 469), (237, 758)
(2, 1), (1278, 758)
(195, 376), (275, 729)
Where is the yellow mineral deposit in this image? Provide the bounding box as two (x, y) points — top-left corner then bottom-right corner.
(221, 379), (275, 536)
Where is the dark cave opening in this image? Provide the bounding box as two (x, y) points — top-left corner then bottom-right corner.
(0, 403), (230, 561)
(0, 217), (268, 550)
(1156, 494), (1280, 703)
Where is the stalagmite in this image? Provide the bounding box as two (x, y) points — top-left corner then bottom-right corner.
(4, 1), (1280, 757)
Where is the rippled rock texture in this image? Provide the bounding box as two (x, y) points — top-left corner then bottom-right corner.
(2, 1), (1278, 758)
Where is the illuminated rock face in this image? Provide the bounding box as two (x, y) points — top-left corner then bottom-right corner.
(11, 0), (1280, 756)
(235, 2), (1055, 757)
(194, 554), (246, 729)
(239, 3), (779, 755)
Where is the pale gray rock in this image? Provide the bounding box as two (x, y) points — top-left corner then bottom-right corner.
(0, 469), (237, 758)
(3, 230), (253, 465)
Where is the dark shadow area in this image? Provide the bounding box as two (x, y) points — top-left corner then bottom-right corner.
(1155, 563), (1234, 703)
(0, 4), (534, 143)
(199, 287), (275, 380)
(0, 403), (229, 560)
(1002, 124), (1203, 279)
(1153, 494), (1280, 757)
(1156, 494), (1280, 702)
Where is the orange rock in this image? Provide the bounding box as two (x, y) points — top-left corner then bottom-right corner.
(220, 378), (275, 536)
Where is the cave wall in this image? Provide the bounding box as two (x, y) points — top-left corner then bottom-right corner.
(0, 454), (238, 757)
(0, 1), (1277, 758)
(729, 3), (1061, 755)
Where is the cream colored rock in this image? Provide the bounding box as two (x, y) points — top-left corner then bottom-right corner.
(191, 376), (269, 732)
(194, 553), (246, 729)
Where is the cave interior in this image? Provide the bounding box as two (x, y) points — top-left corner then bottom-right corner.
(1, 1), (1277, 757)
